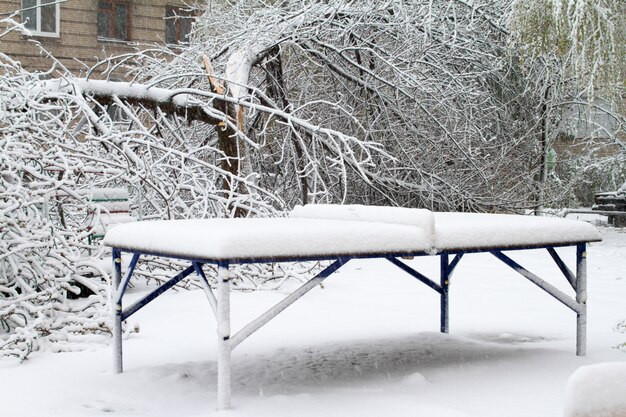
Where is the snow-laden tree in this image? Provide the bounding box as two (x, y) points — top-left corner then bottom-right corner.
(105, 0), (557, 212)
(509, 0), (625, 209)
(510, 0), (624, 97)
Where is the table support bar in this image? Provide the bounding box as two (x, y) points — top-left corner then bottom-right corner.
(218, 258), (349, 410)
(217, 262), (231, 410)
(576, 244), (587, 356)
(122, 265), (195, 321)
(491, 251), (582, 314)
(193, 262), (217, 315)
(440, 254), (450, 333)
(112, 249), (123, 374)
(547, 248), (576, 290)
(386, 257), (442, 293)
(230, 258), (350, 349)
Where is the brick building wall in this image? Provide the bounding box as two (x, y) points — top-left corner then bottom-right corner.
(0, 0), (192, 75)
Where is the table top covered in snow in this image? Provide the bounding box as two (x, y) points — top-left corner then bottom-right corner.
(102, 205), (601, 262)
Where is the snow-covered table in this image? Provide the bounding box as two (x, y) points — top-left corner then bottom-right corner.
(104, 205), (601, 410)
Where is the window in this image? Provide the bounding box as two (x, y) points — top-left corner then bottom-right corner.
(97, 0), (131, 41)
(21, 0), (60, 37)
(165, 5), (193, 45)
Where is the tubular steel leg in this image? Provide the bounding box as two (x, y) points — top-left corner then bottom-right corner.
(440, 254), (450, 333)
(216, 262), (232, 410)
(112, 248), (124, 373)
(576, 244), (587, 356)
(230, 258), (349, 349)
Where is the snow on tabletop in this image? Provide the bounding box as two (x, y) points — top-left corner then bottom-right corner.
(104, 208), (601, 260)
(433, 212), (601, 250)
(563, 362), (626, 417)
(103, 218), (433, 261)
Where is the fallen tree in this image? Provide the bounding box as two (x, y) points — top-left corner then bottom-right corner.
(108, 0), (547, 212)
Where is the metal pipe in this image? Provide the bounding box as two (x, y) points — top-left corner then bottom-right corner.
(386, 257), (442, 293)
(193, 262), (218, 315)
(230, 258), (349, 349)
(115, 253), (140, 305)
(112, 248), (123, 374)
(564, 209), (626, 217)
(448, 253), (464, 276)
(547, 248), (576, 289)
(440, 254), (450, 333)
(576, 244), (587, 356)
(121, 265), (195, 321)
(216, 262), (232, 410)
(491, 251), (581, 313)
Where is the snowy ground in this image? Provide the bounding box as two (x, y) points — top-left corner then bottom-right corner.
(1, 226), (624, 417)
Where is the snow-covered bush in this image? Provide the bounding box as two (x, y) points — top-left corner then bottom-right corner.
(0, 15), (325, 360)
(552, 147), (626, 207)
(1, 25), (111, 360)
(0, 59), (267, 360)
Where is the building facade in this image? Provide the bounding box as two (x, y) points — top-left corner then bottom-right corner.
(0, 0), (195, 75)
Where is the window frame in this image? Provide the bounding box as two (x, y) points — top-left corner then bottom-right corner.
(97, 0), (132, 42)
(21, 0), (61, 37)
(165, 5), (194, 45)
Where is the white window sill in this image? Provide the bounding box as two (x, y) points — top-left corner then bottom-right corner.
(97, 36), (131, 45)
(26, 30), (60, 38)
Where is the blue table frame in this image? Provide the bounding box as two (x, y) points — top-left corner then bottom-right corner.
(110, 242), (588, 410)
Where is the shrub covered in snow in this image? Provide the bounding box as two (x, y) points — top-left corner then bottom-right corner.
(0, 18), (279, 360)
(1, 22), (111, 360)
